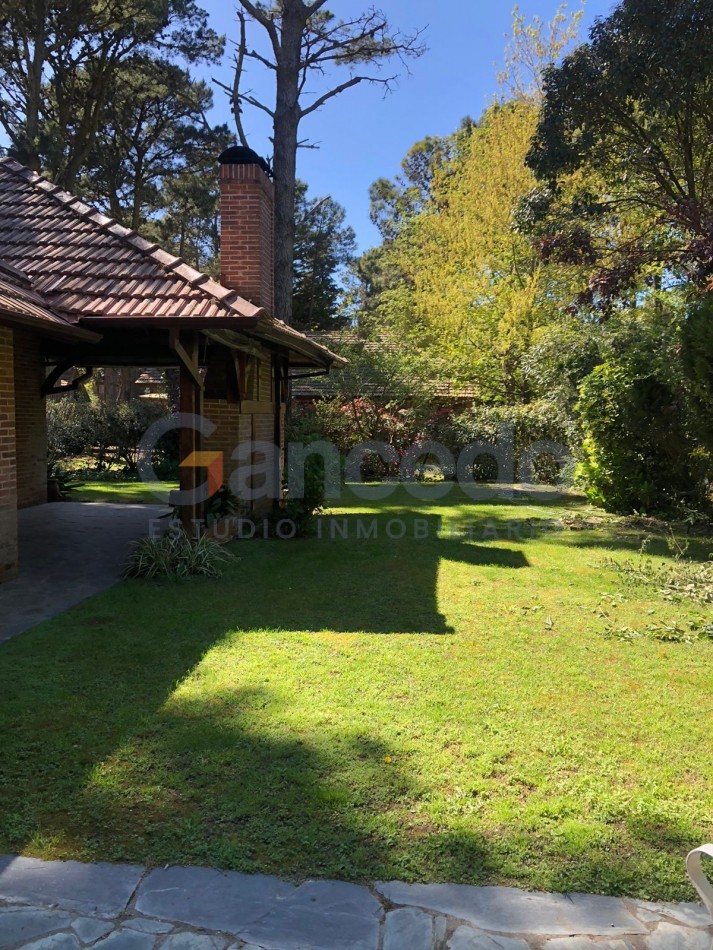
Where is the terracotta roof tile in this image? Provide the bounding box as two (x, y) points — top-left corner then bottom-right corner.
(0, 259), (94, 341)
(0, 158), (345, 368)
(0, 157), (263, 322)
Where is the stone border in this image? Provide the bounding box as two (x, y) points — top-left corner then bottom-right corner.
(0, 856), (711, 949)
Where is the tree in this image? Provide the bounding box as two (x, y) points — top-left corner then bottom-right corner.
(292, 181), (356, 331)
(80, 58), (230, 234)
(0, 0), (223, 189)
(352, 6), (586, 401)
(220, 1), (425, 323)
(524, 0), (713, 305)
(152, 150), (231, 274)
(369, 123), (473, 242)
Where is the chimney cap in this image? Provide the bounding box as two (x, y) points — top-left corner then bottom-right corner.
(218, 146), (272, 177)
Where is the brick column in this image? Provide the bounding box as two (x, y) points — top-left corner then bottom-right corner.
(13, 329), (47, 508)
(0, 327), (18, 581)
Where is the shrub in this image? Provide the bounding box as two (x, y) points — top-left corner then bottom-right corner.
(204, 485), (244, 528)
(47, 461), (84, 500)
(431, 402), (577, 484)
(99, 401), (170, 474)
(577, 350), (708, 513)
(268, 452), (327, 538)
(47, 398), (177, 475)
(47, 397), (97, 464)
(124, 533), (232, 579)
(682, 297), (713, 455)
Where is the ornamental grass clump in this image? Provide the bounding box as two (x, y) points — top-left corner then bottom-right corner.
(124, 533), (232, 580)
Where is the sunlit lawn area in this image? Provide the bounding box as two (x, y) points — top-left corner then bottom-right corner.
(74, 480), (176, 505)
(0, 486), (711, 901)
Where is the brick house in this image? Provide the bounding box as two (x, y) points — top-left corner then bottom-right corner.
(0, 147), (343, 582)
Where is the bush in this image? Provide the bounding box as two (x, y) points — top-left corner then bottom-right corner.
(682, 297), (713, 454)
(267, 451), (327, 538)
(47, 398), (177, 475)
(204, 485), (244, 528)
(431, 402), (577, 484)
(98, 401), (172, 474)
(577, 350), (708, 513)
(124, 533), (232, 579)
(47, 397), (97, 464)
(47, 461), (84, 499)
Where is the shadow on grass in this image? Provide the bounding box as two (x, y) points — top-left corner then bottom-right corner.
(218, 511), (530, 636)
(0, 612), (494, 882)
(0, 495), (705, 899)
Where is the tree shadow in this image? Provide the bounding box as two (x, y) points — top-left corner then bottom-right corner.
(0, 491), (704, 901)
(0, 611), (495, 883)
(226, 510), (529, 635)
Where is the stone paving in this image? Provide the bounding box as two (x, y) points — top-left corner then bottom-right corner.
(0, 857), (711, 949)
(0, 503), (168, 643)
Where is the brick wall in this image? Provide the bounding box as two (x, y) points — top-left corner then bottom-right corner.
(219, 162), (275, 313)
(13, 329), (47, 508)
(0, 326), (18, 581)
(203, 399), (253, 468)
(202, 353), (282, 513)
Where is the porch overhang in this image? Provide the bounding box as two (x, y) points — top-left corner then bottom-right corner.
(76, 314), (347, 372)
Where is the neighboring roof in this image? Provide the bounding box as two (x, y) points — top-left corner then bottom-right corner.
(0, 158), (344, 368)
(292, 331), (476, 400)
(0, 259), (98, 342)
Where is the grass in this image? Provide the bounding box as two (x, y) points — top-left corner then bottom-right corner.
(74, 480), (177, 505)
(0, 486), (711, 901)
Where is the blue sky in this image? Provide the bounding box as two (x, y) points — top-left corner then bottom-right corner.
(199, 0), (616, 252)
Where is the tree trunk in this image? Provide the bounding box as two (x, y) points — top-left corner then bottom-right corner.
(271, 6), (304, 324)
(25, 0), (49, 170)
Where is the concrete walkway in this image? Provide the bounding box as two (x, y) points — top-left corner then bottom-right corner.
(0, 503), (168, 643)
(0, 857), (710, 950)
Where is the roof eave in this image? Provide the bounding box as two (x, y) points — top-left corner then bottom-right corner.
(254, 317), (348, 368)
(0, 309), (101, 343)
(79, 314), (347, 369)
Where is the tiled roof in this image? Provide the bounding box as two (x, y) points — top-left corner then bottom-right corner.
(0, 158), (345, 368)
(0, 259), (96, 340)
(0, 158), (263, 322)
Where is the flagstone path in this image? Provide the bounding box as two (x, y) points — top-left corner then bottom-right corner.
(0, 856), (711, 949)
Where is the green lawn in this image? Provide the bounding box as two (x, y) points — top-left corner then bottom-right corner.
(1, 487), (711, 901)
(74, 480), (176, 505)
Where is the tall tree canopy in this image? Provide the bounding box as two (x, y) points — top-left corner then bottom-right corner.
(0, 0), (223, 189)
(221, 0), (425, 322)
(80, 58), (230, 233)
(357, 6), (585, 400)
(524, 0), (713, 305)
(292, 181), (356, 331)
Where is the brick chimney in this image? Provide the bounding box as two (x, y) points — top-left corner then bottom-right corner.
(218, 146), (274, 314)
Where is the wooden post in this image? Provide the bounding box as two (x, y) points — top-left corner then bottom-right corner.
(176, 331), (204, 536)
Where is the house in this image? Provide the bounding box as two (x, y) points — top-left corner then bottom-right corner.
(0, 147), (343, 583)
(291, 331), (477, 409)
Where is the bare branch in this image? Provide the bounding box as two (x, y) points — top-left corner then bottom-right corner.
(237, 0), (280, 58)
(239, 93), (275, 118)
(242, 46), (278, 71)
(299, 76), (364, 117)
(233, 12), (250, 147)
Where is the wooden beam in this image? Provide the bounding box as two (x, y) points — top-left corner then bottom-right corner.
(177, 332), (204, 536)
(170, 329), (204, 390)
(42, 362), (94, 397)
(227, 352), (242, 405)
(237, 353), (248, 401)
